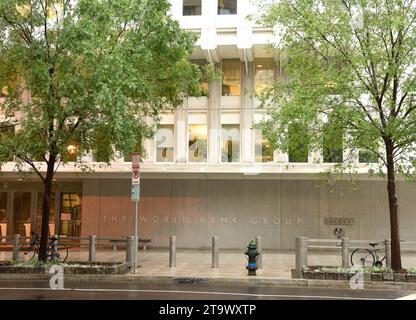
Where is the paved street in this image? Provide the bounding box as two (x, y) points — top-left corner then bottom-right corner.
(0, 279), (414, 300)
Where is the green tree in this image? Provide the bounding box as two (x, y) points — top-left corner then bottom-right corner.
(0, 0), (201, 261)
(258, 0), (416, 271)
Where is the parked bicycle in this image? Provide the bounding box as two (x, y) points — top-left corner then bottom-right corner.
(350, 242), (385, 267)
(23, 232), (69, 263)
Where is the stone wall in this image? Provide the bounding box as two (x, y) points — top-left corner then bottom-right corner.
(81, 178), (416, 250)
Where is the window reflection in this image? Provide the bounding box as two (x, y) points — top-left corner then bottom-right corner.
(255, 129), (274, 162)
(183, 0), (202, 16)
(156, 124), (174, 162)
(36, 193), (56, 235)
(221, 124), (240, 162)
(192, 60), (209, 96)
(218, 0), (237, 15)
(188, 124), (207, 162)
(60, 193), (82, 237)
(288, 123), (309, 163)
(323, 123), (343, 163)
(255, 58), (275, 95)
(222, 60), (240, 96)
(0, 193), (7, 240)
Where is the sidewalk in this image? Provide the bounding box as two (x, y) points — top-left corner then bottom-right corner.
(2, 249), (416, 280)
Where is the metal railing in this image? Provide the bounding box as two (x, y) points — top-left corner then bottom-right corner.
(295, 236), (416, 278)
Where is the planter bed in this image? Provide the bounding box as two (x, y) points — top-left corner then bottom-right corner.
(292, 266), (416, 283)
(0, 261), (130, 275)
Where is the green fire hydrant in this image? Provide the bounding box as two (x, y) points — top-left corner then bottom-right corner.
(245, 240), (259, 276)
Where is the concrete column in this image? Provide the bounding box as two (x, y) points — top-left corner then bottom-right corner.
(295, 236), (308, 277)
(212, 236), (219, 268)
(169, 236), (176, 268)
(208, 63), (221, 164)
(241, 61), (255, 163)
(385, 239), (391, 267)
(12, 234), (20, 261)
(175, 105), (188, 163)
(341, 238), (350, 268)
(89, 235), (96, 262)
(255, 236), (263, 269)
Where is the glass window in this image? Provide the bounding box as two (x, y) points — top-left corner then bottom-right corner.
(183, 0), (202, 16)
(188, 124), (208, 162)
(156, 124), (174, 162)
(222, 60), (240, 96)
(359, 150), (378, 163)
(0, 193), (7, 239)
(221, 124), (240, 162)
(60, 193), (82, 237)
(288, 123), (309, 163)
(255, 58), (275, 95)
(192, 59), (208, 96)
(36, 193), (56, 235)
(255, 128), (274, 162)
(218, 0), (237, 14)
(323, 123), (343, 163)
(13, 192), (31, 237)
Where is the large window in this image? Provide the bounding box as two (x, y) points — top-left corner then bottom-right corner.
(13, 192), (31, 237)
(188, 113), (208, 162)
(218, 0), (237, 14)
(255, 58), (275, 95)
(288, 123), (309, 163)
(222, 59), (240, 96)
(183, 0), (202, 16)
(255, 128), (274, 162)
(60, 193), (82, 237)
(192, 60), (209, 96)
(156, 124), (175, 162)
(359, 150), (378, 163)
(323, 123), (343, 163)
(221, 124), (240, 162)
(36, 193), (56, 235)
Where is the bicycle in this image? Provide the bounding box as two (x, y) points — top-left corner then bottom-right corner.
(350, 242), (385, 267)
(23, 232), (69, 263)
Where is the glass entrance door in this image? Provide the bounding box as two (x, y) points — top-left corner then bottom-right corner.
(59, 193), (82, 237)
(0, 192), (7, 241)
(13, 192), (31, 237)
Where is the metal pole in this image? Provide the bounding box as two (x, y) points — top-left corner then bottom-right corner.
(295, 236), (308, 277)
(169, 236), (176, 267)
(385, 239), (391, 267)
(89, 235), (96, 262)
(126, 236), (134, 267)
(341, 237), (349, 268)
(12, 234), (20, 261)
(133, 200), (138, 273)
(212, 236), (219, 268)
(255, 236), (263, 269)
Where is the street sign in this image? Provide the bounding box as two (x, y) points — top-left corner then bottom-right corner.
(131, 184), (140, 202)
(132, 153), (140, 185)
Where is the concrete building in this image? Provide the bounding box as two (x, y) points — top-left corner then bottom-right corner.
(1, 0), (415, 249)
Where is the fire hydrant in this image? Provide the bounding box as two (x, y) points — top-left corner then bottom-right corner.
(245, 240), (259, 276)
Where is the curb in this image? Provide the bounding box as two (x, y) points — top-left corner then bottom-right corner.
(0, 273), (416, 291)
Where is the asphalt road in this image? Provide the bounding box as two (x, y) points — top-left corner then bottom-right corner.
(0, 280), (414, 300)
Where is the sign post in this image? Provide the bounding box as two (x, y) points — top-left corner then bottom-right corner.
(131, 153), (141, 273)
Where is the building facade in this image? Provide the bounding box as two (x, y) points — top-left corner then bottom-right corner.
(1, 0), (415, 249)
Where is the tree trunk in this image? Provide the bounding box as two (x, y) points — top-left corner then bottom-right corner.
(38, 156), (56, 262)
(385, 139), (403, 272)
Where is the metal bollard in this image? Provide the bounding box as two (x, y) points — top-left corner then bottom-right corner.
(255, 236), (263, 269)
(295, 237), (308, 278)
(89, 235), (96, 262)
(341, 238), (349, 268)
(126, 236), (135, 269)
(50, 236), (58, 260)
(169, 236), (176, 267)
(212, 236), (219, 268)
(385, 239), (391, 267)
(12, 234), (20, 261)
